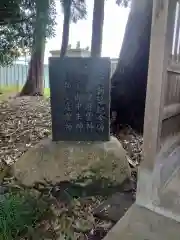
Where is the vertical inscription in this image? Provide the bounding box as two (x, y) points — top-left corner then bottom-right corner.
(75, 78), (84, 132)
(85, 92), (94, 132)
(49, 57), (110, 141)
(64, 76), (72, 132)
(96, 84), (105, 133)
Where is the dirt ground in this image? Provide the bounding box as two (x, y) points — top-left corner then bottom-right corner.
(0, 96), (143, 239)
(0, 96), (51, 164)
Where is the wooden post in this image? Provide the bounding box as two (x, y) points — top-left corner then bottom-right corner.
(143, 0), (176, 170)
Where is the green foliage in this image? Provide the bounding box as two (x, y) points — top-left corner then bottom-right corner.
(0, 0), (56, 66)
(71, 0), (87, 22)
(0, 191), (48, 240)
(46, 0), (57, 39)
(0, 0), (129, 66)
(116, 0), (131, 7)
(60, 0), (87, 23)
(0, 0), (22, 25)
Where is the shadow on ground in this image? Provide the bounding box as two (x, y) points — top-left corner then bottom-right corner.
(32, 169), (134, 204)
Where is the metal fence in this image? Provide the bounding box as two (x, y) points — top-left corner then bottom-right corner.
(0, 63), (49, 89)
(0, 60), (118, 90)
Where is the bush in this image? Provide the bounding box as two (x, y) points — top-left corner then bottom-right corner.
(0, 191), (48, 240)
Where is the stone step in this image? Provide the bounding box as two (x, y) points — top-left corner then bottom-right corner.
(103, 204), (180, 240)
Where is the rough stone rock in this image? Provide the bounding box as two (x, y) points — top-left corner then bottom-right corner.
(93, 192), (134, 222)
(13, 136), (131, 186)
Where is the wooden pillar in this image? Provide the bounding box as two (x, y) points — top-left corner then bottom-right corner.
(143, 0), (176, 171)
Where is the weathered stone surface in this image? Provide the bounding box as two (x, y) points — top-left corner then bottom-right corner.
(94, 191), (134, 222)
(103, 204), (180, 240)
(13, 136), (131, 186)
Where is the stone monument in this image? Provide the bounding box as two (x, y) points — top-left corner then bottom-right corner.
(13, 57), (130, 186)
(49, 57), (111, 141)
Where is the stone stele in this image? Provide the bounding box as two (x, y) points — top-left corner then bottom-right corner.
(13, 136), (131, 186)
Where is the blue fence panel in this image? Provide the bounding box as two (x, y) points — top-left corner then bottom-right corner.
(0, 60), (118, 89)
(0, 64), (29, 88)
(44, 64), (49, 88)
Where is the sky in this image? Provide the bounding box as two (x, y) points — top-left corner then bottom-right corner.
(45, 0), (130, 63)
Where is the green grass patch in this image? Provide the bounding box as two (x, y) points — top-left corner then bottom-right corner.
(44, 88), (50, 97)
(0, 191), (50, 240)
(0, 85), (50, 97)
(0, 85), (20, 94)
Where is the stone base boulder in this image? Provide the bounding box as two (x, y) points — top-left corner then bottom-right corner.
(13, 136), (131, 186)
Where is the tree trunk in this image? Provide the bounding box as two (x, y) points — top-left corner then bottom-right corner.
(111, 0), (153, 133)
(20, 44), (45, 96)
(60, 0), (71, 57)
(91, 0), (105, 57)
(20, 0), (48, 96)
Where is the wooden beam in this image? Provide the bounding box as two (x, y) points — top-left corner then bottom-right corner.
(163, 103), (180, 120)
(168, 61), (180, 74)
